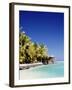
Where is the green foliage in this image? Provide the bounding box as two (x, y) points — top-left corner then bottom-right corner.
(19, 31), (48, 64)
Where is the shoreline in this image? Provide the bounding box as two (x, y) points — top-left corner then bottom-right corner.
(19, 60), (63, 70)
(19, 61), (64, 80)
(19, 62), (43, 70)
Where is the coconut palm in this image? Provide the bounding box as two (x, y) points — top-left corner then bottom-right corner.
(39, 44), (48, 57)
(19, 32), (31, 63)
(19, 30), (49, 64)
(37, 44), (48, 62)
(19, 32), (31, 47)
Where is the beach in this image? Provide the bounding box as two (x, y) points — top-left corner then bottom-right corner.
(19, 62), (43, 70)
(19, 61), (64, 80)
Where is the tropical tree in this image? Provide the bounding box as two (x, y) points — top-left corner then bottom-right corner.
(38, 44), (48, 62)
(19, 30), (49, 64)
(38, 44), (48, 56)
(19, 32), (31, 47)
(19, 31), (31, 63)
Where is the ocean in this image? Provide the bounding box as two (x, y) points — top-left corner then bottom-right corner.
(20, 61), (64, 80)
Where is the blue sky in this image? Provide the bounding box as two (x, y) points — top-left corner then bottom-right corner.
(19, 11), (64, 61)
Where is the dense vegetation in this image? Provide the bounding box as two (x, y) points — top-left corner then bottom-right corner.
(19, 30), (49, 64)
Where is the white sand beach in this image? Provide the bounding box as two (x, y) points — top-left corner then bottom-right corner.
(19, 61), (64, 80)
(19, 63), (43, 80)
(19, 62), (43, 70)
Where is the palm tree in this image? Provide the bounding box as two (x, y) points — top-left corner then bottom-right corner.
(19, 31), (31, 63)
(37, 44), (48, 62)
(19, 32), (31, 47)
(39, 44), (48, 56)
(33, 42), (38, 61)
(19, 30), (49, 64)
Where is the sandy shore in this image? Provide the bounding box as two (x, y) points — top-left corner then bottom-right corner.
(19, 68), (42, 80)
(19, 62), (43, 70)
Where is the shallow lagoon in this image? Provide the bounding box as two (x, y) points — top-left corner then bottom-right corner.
(20, 61), (64, 80)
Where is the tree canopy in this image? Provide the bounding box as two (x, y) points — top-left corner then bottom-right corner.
(19, 30), (49, 64)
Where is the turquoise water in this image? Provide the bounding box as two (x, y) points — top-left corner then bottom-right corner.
(20, 61), (64, 80)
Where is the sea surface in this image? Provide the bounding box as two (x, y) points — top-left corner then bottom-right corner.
(20, 61), (64, 80)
